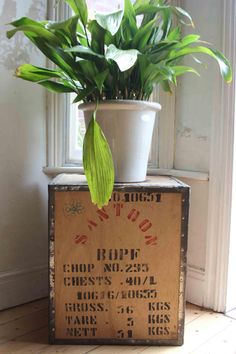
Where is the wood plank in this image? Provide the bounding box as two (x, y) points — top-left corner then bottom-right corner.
(0, 299), (48, 325)
(84, 345), (148, 354)
(192, 321), (236, 354)
(0, 325), (99, 354)
(141, 311), (234, 353)
(184, 303), (205, 324)
(227, 308), (236, 320)
(0, 327), (48, 354)
(0, 309), (48, 344)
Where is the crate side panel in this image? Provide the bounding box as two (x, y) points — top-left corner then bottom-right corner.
(53, 190), (183, 343)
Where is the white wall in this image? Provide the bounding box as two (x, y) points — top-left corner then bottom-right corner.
(175, 0), (223, 306)
(0, 0), (49, 309)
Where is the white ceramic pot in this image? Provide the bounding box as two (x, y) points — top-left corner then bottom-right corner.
(79, 100), (161, 182)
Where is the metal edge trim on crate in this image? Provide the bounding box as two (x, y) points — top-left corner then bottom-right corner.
(48, 179), (189, 346)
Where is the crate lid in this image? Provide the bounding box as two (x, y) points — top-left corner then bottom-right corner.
(49, 174), (189, 190)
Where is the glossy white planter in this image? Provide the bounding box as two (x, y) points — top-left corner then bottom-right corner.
(79, 100), (161, 182)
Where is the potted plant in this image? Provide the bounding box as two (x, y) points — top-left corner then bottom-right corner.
(7, 0), (232, 208)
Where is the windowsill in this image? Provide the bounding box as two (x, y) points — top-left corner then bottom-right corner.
(43, 166), (209, 181)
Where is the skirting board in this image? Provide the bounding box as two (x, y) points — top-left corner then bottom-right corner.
(0, 265), (48, 310)
(186, 265), (205, 307)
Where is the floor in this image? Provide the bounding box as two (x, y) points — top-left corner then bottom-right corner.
(0, 299), (235, 354)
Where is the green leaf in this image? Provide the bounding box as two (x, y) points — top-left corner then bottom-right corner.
(95, 9), (124, 36)
(88, 20), (106, 54)
(8, 17), (45, 28)
(15, 64), (62, 82)
(31, 37), (77, 78)
(122, 0), (138, 38)
(160, 80), (172, 93)
(170, 65), (200, 77)
(73, 86), (95, 102)
(132, 19), (156, 50)
(174, 34), (200, 48)
(169, 45), (232, 82)
(6, 24), (61, 45)
(76, 60), (99, 83)
(167, 27), (181, 41)
(172, 6), (194, 27)
(39, 80), (75, 92)
(94, 70), (109, 93)
(134, 4), (168, 16)
(83, 110), (114, 208)
(210, 48), (233, 83)
(64, 0), (88, 26)
(106, 44), (139, 72)
(46, 15), (79, 45)
(66, 45), (104, 60)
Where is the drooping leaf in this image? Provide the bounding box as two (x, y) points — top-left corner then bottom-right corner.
(30, 37), (77, 78)
(8, 17), (45, 28)
(209, 48), (233, 83)
(83, 110), (114, 208)
(174, 34), (200, 49)
(39, 80), (75, 92)
(106, 44), (139, 72)
(170, 65), (199, 77)
(95, 9), (124, 36)
(160, 79), (172, 92)
(64, 0), (88, 26)
(46, 15), (79, 45)
(15, 64), (62, 82)
(172, 6), (194, 27)
(169, 45), (232, 82)
(7, 24), (61, 45)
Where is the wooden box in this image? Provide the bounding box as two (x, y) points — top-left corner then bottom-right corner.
(48, 175), (189, 345)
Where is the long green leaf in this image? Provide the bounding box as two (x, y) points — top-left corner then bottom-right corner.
(46, 15), (79, 45)
(8, 17), (45, 28)
(73, 86), (94, 102)
(172, 6), (194, 27)
(132, 19), (156, 50)
(6, 24), (61, 45)
(106, 44), (139, 72)
(30, 37), (77, 78)
(88, 20), (106, 54)
(15, 64), (62, 82)
(94, 70), (109, 93)
(171, 65), (199, 77)
(169, 46), (232, 82)
(39, 80), (75, 92)
(64, 0), (88, 26)
(66, 45), (104, 60)
(83, 110), (114, 208)
(122, 0), (138, 39)
(95, 9), (124, 36)
(174, 34), (200, 48)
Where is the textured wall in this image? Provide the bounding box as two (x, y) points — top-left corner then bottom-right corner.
(0, 0), (49, 308)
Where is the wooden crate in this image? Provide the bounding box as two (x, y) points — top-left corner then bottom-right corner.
(48, 175), (189, 346)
